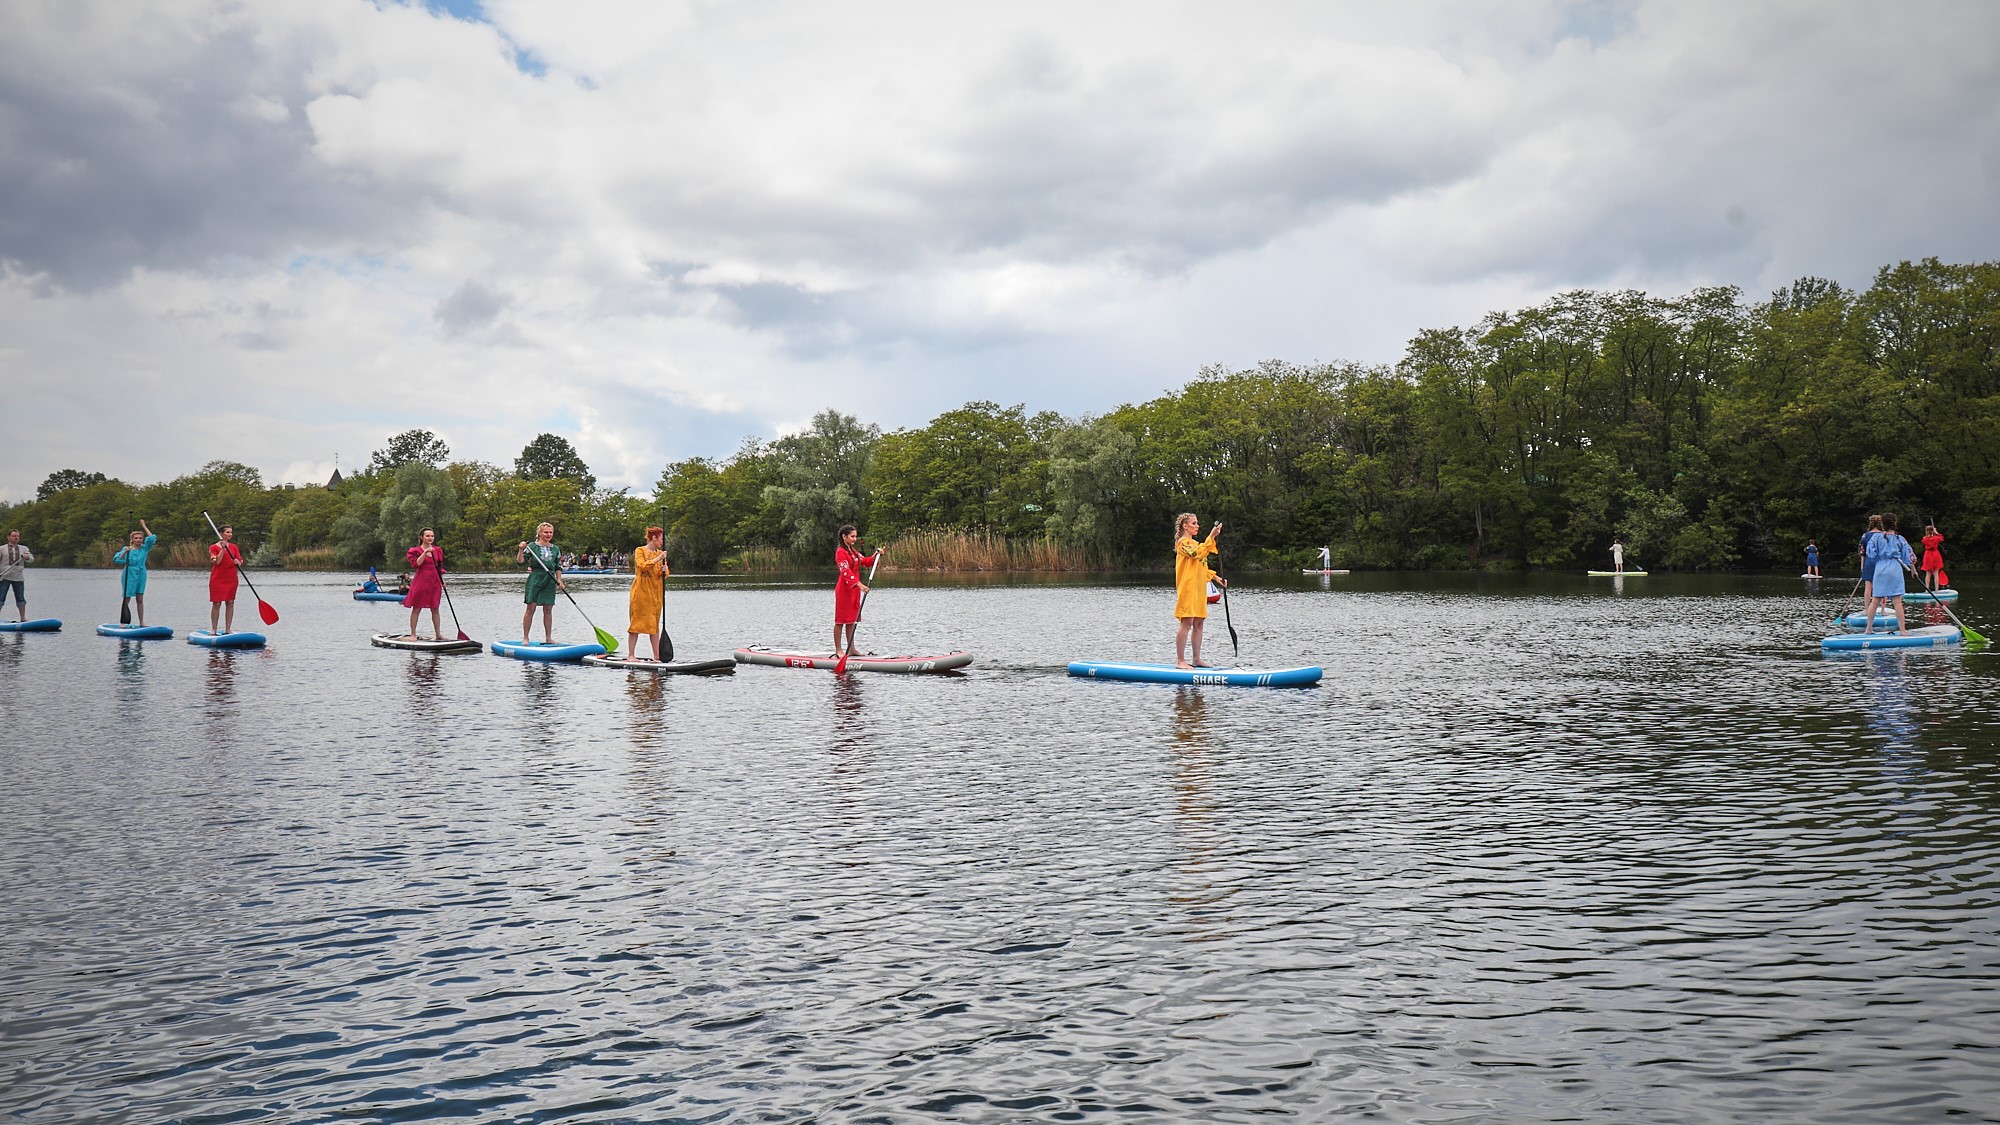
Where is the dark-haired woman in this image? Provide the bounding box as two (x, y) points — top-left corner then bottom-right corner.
(833, 525), (881, 658)
(403, 528), (445, 640)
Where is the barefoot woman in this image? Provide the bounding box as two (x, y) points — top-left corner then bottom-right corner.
(1173, 513), (1224, 669)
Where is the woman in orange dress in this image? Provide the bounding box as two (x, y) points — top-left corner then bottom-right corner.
(626, 527), (669, 661)
(1173, 512), (1225, 669)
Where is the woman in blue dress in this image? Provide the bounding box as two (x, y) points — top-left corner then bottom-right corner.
(1861, 512), (1914, 636)
(112, 519), (157, 626)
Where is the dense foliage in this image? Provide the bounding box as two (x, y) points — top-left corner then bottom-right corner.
(5, 259), (1994, 571)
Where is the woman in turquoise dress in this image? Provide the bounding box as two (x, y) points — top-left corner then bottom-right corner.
(112, 519), (157, 626)
(516, 522), (565, 643)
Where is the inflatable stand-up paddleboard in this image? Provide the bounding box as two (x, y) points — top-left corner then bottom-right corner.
(0, 618), (61, 632)
(188, 630), (266, 648)
(733, 646), (973, 674)
(96, 624), (174, 640)
(1839, 611), (1905, 629)
(354, 590), (406, 602)
(1301, 568), (1350, 575)
(582, 654), (735, 675)
(1801, 573), (1824, 579)
(1068, 660), (1323, 687)
(563, 567), (618, 575)
(1903, 589), (1959, 603)
(491, 638), (606, 662)
(1587, 570), (1647, 576)
(372, 633), (483, 654)
(1821, 625), (1961, 651)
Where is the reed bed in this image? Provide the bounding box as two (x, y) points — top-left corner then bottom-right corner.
(730, 546), (796, 573)
(880, 529), (1095, 572)
(283, 546), (339, 570)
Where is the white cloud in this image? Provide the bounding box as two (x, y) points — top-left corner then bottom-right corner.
(3, 0), (1998, 500)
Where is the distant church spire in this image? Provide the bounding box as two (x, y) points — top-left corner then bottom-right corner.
(326, 452), (343, 490)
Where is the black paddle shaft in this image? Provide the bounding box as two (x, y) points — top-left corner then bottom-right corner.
(1212, 546), (1240, 657)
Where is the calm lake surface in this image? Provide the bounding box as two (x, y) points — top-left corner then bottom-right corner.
(4, 567), (1999, 1123)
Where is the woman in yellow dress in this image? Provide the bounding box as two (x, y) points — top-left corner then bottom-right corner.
(1173, 512), (1225, 668)
(626, 526), (670, 661)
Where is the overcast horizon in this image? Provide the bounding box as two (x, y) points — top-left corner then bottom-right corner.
(5, 0), (1999, 501)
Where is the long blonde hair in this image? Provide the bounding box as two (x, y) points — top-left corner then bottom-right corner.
(1173, 512), (1198, 544)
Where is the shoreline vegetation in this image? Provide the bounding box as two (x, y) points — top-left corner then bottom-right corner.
(8, 257), (1995, 576)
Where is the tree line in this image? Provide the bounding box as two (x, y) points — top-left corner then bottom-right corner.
(7, 257), (1995, 573)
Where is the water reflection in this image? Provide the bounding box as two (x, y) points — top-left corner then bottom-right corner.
(1169, 687), (1231, 934)
(625, 672), (666, 751)
(404, 653), (442, 722)
(832, 673), (866, 753)
(114, 640), (147, 707)
(0, 632), (21, 675)
(203, 650), (238, 721)
(1861, 653), (1921, 757)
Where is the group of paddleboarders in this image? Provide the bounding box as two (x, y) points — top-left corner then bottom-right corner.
(1856, 513), (1948, 636)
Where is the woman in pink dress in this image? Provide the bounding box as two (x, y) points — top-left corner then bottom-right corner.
(402, 528), (446, 640)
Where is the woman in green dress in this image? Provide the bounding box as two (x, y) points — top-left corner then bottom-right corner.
(516, 522), (565, 643)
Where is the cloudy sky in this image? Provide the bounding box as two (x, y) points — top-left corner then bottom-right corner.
(4, 0), (1998, 500)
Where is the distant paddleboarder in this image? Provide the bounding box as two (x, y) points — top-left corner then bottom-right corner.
(1316, 544), (1331, 570)
(1173, 513), (1224, 669)
(1804, 539), (1820, 578)
(1920, 524), (1946, 593)
(1610, 537), (1626, 575)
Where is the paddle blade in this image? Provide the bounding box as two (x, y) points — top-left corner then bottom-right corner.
(1963, 624), (1989, 650)
(834, 650), (849, 674)
(119, 600), (131, 625)
(457, 629), (472, 642)
(257, 599), (280, 625)
(661, 631), (674, 663)
(595, 625), (619, 654)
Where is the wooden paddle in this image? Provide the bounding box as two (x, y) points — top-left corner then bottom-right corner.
(834, 548), (882, 675)
(203, 511), (279, 625)
(522, 539), (619, 653)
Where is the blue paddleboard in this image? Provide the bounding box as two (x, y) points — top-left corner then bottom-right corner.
(353, 591), (405, 602)
(189, 630), (267, 648)
(0, 618), (61, 632)
(491, 638), (607, 662)
(1821, 625), (1961, 651)
(1902, 589), (1959, 604)
(1068, 660), (1323, 687)
(96, 624), (174, 640)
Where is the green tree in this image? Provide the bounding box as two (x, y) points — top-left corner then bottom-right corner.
(376, 463), (460, 557)
(369, 429), (451, 473)
(515, 433), (596, 493)
(761, 410), (879, 554)
(1045, 414), (1137, 562)
(37, 469), (111, 501)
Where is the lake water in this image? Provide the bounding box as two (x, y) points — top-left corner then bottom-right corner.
(4, 567), (1998, 1123)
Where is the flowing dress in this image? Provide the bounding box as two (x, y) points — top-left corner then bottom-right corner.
(1921, 533), (1945, 575)
(834, 545), (878, 624)
(627, 544), (668, 633)
(1174, 532), (1219, 619)
(208, 541), (242, 602)
(402, 545), (444, 610)
(523, 542), (561, 605)
(113, 534), (157, 596)
(1866, 532), (1914, 598)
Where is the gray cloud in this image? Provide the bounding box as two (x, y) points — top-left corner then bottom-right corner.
(434, 279), (510, 335)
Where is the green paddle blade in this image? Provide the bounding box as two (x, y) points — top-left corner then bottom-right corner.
(595, 625), (619, 654)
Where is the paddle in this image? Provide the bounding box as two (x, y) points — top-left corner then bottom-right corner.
(436, 561), (473, 642)
(1907, 562), (1987, 649)
(203, 511), (279, 625)
(1211, 543), (1240, 659)
(834, 547), (883, 675)
(119, 597), (131, 625)
(523, 540), (619, 653)
(655, 515), (674, 664)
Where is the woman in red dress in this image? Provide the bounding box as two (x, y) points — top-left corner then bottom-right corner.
(402, 528), (446, 640)
(208, 525), (242, 634)
(1920, 524), (1946, 593)
(833, 524), (882, 658)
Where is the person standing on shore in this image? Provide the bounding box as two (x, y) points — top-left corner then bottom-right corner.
(1, 530), (33, 622)
(113, 520), (157, 626)
(1174, 513), (1224, 669)
(207, 524), (243, 634)
(402, 528), (446, 641)
(1920, 524), (1946, 593)
(627, 526), (669, 661)
(833, 525), (881, 659)
(517, 523), (564, 643)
